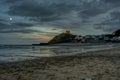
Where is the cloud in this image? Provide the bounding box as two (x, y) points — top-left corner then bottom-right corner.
(94, 10), (120, 33)
(1, 0), (120, 37)
(7, 1), (54, 17)
(0, 22), (11, 29)
(6, 0), (106, 23)
(79, 7), (107, 19)
(104, 0), (120, 3)
(4, 0), (20, 4)
(29, 16), (61, 22)
(0, 29), (38, 33)
(13, 22), (34, 27)
(110, 11), (120, 20)
(103, 0), (120, 8)
(0, 21), (37, 33)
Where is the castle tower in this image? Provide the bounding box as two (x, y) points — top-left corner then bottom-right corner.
(64, 30), (70, 34)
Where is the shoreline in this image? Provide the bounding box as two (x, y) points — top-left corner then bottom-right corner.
(0, 47), (120, 80)
(0, 46), (117, 64)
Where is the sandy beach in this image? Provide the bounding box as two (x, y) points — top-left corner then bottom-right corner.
(0, 47), (120, 80)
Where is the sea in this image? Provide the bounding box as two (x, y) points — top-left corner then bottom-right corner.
(0, 43), (119, 63)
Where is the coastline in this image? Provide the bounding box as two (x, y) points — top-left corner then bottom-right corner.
(0, 47), (120, 80)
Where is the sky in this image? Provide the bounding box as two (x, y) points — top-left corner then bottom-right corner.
(0, 0), (120, 44)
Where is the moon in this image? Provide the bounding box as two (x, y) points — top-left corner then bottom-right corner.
(9, 18), (13, 21)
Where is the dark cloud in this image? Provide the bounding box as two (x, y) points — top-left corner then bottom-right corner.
(29, 16), (61, 22)
(110, 11), (120, 20)
(13, 22), (34, 27)
(7, 1), (54, 17)
(0, 18), (5, 21)
(4, 0), (20, 4)
(0, 21), (36, 33)
(0, 22), (11, 29)
(94, 11), (120, 33)
(103, 0), (120, 8)
(0, 29), (38, 33)
(4, 0), (120, 20)
(79, 7), (105, 19)
(0, 21), (33, 28)
(94, 26), (119, 33)
(104, 0), (120, 3)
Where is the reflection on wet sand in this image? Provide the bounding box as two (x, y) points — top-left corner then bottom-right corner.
(0, 43), (120, 62)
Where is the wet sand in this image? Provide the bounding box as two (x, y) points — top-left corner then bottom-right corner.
(0, 48), (120, 80)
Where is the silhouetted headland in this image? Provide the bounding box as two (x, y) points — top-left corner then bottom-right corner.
(32, 29), (120, 46)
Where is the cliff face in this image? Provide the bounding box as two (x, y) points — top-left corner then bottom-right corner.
(48, 33), (75, 44)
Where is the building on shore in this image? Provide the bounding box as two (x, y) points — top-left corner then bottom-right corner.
(81, 35), (104, 43)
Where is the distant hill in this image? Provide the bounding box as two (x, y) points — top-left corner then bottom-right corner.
(48, 31), (75, 44)
(113, 29), (120, 36)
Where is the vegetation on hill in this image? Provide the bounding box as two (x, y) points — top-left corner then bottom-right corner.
(48, 33), (75, 44)
(114, 29), (120, 36)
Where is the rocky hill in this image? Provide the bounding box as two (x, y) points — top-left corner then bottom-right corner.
(48, 32), (75, 44)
